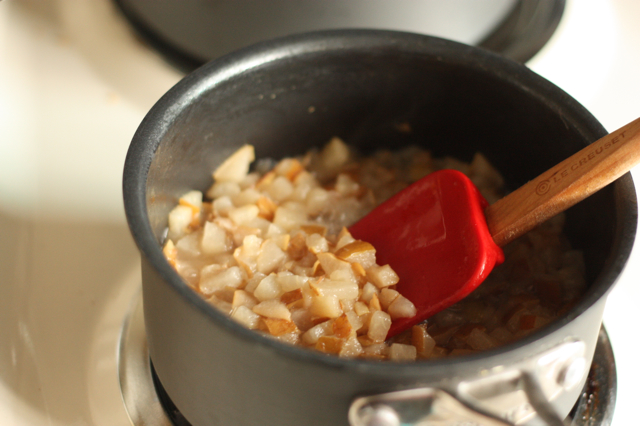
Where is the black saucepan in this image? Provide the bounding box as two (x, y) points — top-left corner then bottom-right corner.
(123, 30), (636, 426)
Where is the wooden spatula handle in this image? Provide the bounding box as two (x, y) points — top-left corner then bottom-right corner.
(485, 117), (640, 247)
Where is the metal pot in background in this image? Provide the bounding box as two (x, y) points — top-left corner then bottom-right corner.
(123, 30), (636, 426)
(113, 0), (565, 71)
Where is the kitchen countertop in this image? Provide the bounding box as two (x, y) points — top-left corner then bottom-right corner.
(1, 0), (639, 425)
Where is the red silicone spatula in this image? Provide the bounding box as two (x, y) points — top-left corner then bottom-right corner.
(350, 117), (640, 338)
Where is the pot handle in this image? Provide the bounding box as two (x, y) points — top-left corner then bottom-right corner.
(349, 387), (515, 426)
(519, 371), (570, 426)
(349, 380), (570, 426)
(349, 340), (586, 426)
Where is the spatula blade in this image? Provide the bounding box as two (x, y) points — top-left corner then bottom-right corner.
(349, 169), (504, 338)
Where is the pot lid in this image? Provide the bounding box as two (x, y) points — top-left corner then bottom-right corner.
(113, 0), (565, 73)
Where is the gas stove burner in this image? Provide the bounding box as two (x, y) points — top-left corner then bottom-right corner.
(118, 296), (616, 426)
(112, 0), (565, 73)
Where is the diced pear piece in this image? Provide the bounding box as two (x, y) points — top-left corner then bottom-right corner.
(335, 173), (360, 196)
(411, 326), (436, 357)
(252, 300), (291, 320)
(253, 274), (281, 301)
(310, 279), (359, 301)
(354, 301), (370, 316)
(306, 233), (329, 254)
(274, 158), (304, 181)
(212, 196), (234, 217)
(276, 272), (308, 292)
(168, 205), (194, 239)
(273, 206), (308, 231)
(315, 336), (344, 354)
(379, 288), (400, 310)
(388, 295), (417, 319)
(179, 190), (203, 211)
(465, 327), (498, 351)
(367, 310), (391, 342)
(300, 225), (327, 237)
(320, 137), (350, 171)
(332, 314), (353, 338)
(230, 306), (261, 329)
(213, 145), (255, 183)
(302, 320), (332, 345)
(266, 176), (294, 202)
(199, 266), (244, 295)
(280, 288), (303, 305)
(305, 187), (330, 215)
(335, 240), (376, 268)
(207, 181), (240, 199)
(367, 264), (399, 288)
(263, 318), (299, 336)
(316, 252), (351, 276)
(388, 343), (417, 361)
(201, 221), (232, 255)
(228, 204), (260, 226)
(256, 239), (286, 274)
(256, 196), (277, 221)
(232, 290), (258, 309)
(163, 240), (177, 267)
(309, 295), (343, 318)
(335, 227), (355, 250)
(361, 282), (379, 303)
(339, 336), (363, 358)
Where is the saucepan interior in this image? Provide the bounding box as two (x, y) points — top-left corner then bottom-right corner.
(124, 30), (636, 426)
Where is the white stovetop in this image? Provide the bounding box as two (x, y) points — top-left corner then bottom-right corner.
(1, 1), (639, 425)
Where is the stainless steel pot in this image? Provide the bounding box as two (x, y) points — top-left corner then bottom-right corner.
(123, 30), (637, 426)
